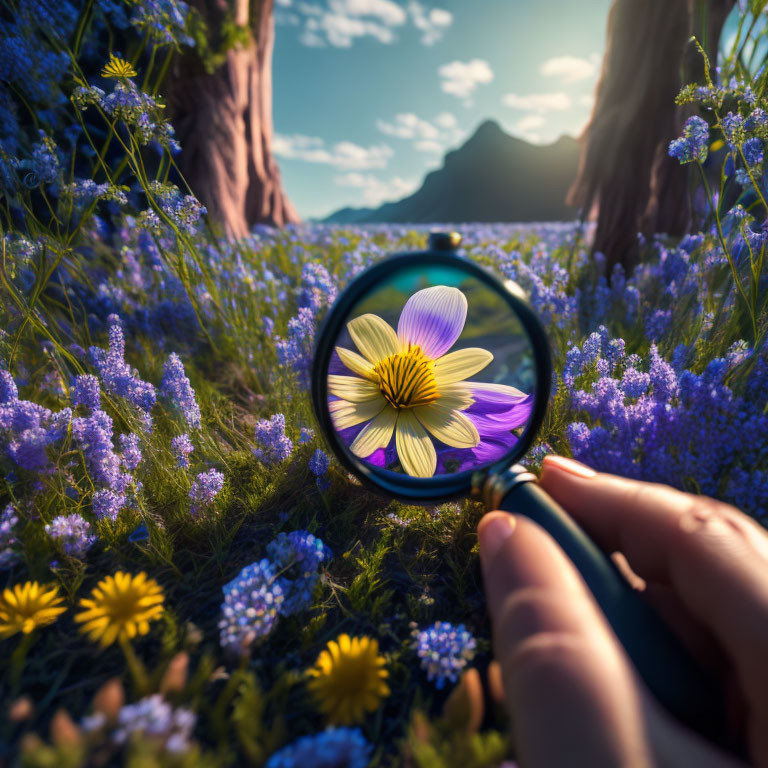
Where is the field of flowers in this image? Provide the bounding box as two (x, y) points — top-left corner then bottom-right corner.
(2, 1), (768, 766)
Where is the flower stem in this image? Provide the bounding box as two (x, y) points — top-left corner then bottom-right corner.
(119, 636), (150, 696)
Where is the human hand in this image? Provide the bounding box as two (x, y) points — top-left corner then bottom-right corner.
(479, 455), (768, 768)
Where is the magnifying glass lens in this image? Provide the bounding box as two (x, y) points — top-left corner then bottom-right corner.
(326, 263), (538, 479)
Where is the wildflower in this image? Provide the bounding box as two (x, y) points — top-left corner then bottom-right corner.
(265, 727), (372, 768)
(113, 694), (196, 753)
(189, 469), (224, 515)
(308, 448), (329, 477)
(0, 582), (66, 638)
(253, 413), (293, 465)
(218, 559), (284, 652)
(0, 370), (18, 404)
(668, 115), (709, 164)
(0, 505), (19, 568)
(160, 353), (201, 428)
(299, 426), (315, 444)
(307, 634), (390, 724)
(171, 433), (194, 468)
(130, 0), (194, 47)
(75, 572), (165, 647)
(101, 53), (137, 79)
(30, 132), (60, 184)
(329, 286), (532, 477)
(267, 530), (331, 614)
(276, 307), (316, 388)
(72, 374), (101, 410)
(149, 182), (206, 234)
(743, 136), (764, 167)
(45, 514), (96, 558)
(414, 621), (477, 689)
(119, 433), (142, 471)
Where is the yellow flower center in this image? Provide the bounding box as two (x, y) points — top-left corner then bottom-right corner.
(372, 345), (440, 409)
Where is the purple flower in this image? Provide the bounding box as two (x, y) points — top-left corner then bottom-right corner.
(171, 433), (194, 468)
(0, 370), (18, 404)
(92, 489), (126, 522)
(45, 513), (96, 557)
(90, 316), (156, 422)
(72, 374), (101, 410)
(329, 286), (533, 477)
(160, 353), (201, 429)
(414, 621), (477, 690)
(0, 505), (20, 568)
(253, 414), (293, 465)
(72, 410), (123, 490)
(743, 136), (764, 167)
(113, 695), (196, 753)
(299, 426), (315, 444)
(189, 469), (224, 515)
(119, 433), (142, 471)
(276, 307), (315, 389)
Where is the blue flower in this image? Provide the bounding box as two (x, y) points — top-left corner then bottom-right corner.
(92, 489), (126, 522)
(267, 530), (331, 614)
(218, 559), (284, 653)
(171, 433), (194, 468)
(189, 469), (224, 515)
(308, 449), (329, 477)
(0, 505), (20, 569)
(72, 374), (101, 410)
(668, 116), (709, 163)
(45, 513), (96, 558)
(265, 728), (371, 768)
(414, 621), (477, 689)
(119, 433), (142, 471)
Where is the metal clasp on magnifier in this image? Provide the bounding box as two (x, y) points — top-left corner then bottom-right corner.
(471, 465), (538, 510)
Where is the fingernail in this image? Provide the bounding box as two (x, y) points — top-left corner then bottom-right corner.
(542, 455), (597, 479)
(478, 512), (517, 566)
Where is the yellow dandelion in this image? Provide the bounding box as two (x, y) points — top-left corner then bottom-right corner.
(307, 634), (390, 724)
(101, 54), (137, 79)
(0, 582), (67, 638)
(75, 572), (164, 648)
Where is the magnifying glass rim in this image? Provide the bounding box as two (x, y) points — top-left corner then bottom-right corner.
(311, 248), (552, 502)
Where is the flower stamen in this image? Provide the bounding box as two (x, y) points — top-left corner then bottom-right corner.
(372, 345), (440, 409)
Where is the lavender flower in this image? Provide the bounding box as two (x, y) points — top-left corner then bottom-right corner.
(160, 353), (201, 429)
(72, 374), (101, 410)
(253, 413), (293, 465)
(45, 513), (96, 557)
(308, 449), (329, 477)
(120, 433), (142, 471)
(72, 410), (123, 490)
(275, 307), (315, 389)
(265, 728), (371, 768)
(299, 427), (315, 444)
(218, 559), (284, 652)
(92, 489), (126, 522)
(414, 621), (477, 689)
(0, 505), (20, 568)
(0, 370), (18, 404)
(189, 469), (224, 515)
(171, 433), (194, 469)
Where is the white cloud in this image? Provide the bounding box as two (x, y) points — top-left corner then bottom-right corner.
(274, 133), (394, 169)
(439, 59), (493, 101)
(335, 172), (419, 205)
(408, 1), (453, 45)
(502, 92), (572, 112)
(276, 0), (293, 5)
(376, 111), (465, 154)
(540, 55), (597, 83)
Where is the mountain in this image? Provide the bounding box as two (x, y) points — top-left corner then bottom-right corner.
(324, 120), (582, 224)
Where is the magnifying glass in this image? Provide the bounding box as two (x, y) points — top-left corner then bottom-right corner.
(312, 232), (728, 747)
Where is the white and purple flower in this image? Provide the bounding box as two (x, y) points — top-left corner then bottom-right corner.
(328, 286), (533, 478)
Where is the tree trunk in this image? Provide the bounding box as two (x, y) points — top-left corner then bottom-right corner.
(569, 0), (735, 272)
(165, 0), (299, 238)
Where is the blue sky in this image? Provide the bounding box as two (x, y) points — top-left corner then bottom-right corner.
(272, 0), (612, 219)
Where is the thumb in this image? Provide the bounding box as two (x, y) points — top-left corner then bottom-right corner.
(478, 511), (652, 768)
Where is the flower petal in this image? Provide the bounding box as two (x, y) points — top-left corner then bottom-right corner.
(433, 348), (493, 385)
(347, 314), (399, 364)
(335, 346), (375, 378)
(397, 286), (467, 359)
(328, 375), (382, 403)
(395, 410), (437, 478)
(437, 383), (475, 410)
(467, 393), (534, 434)
(350, 407), (397, 458)
(414, 404), (480, 449)
(329, 397), (386, 430)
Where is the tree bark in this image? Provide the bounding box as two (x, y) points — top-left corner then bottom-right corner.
(165, 0), (299, 238)
(569, 0), (735, 272)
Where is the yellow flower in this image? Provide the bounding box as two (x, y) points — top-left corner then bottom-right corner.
(0, 582), (66, 638)
(101, 54), (137, 79)
(307, 634), (390, 724)
(75, 572), (164, 648)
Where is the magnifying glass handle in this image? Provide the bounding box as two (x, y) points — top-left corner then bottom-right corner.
(488, 470), (733, 751)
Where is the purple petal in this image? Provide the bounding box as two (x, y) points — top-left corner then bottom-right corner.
(466, 393), (534, 434)
(397, 286), (467, 359)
